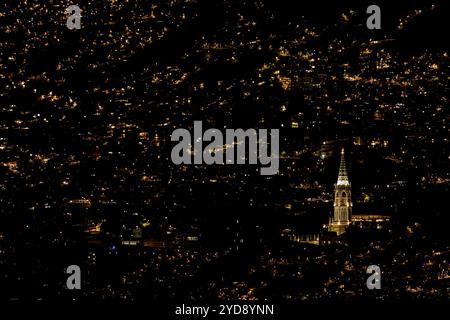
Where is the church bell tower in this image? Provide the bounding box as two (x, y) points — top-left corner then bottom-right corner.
(329, 148), (352, 235)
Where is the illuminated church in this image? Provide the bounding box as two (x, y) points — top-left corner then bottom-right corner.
(329, 148), (352, 235)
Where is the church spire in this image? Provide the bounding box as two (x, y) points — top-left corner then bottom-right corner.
(337, 148), (349, 186)
(329, 148), (352, 235)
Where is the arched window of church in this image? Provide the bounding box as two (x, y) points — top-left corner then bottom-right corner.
(341, 192), (347, 206)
